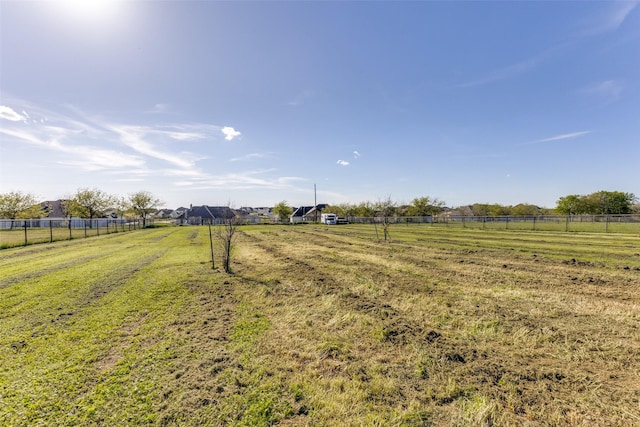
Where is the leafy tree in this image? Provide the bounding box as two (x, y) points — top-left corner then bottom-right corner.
(112, 196), (130, 220)
(128, 191), (162, 227)
(322, 205), (345, 216)
(71, 188), (114, 224)
(511, 203), (541, 216)
(0, 191), (42, 226)
(588, 191), (636, 214)
(353, 201), (376, 217)
(471, 203), (490, 216)
(556, 191), (636, 215)
(339, 203), (360, 218)
(406, 196), (445, 216)
(272, 201), (293, 222)
(556, 195), (583, 215)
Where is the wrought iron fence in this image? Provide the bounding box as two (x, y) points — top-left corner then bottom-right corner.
(344, 214), (640, 233)
(0, 218), (143, 249)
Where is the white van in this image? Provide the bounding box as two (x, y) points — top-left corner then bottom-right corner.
(320, 213), (337, 225)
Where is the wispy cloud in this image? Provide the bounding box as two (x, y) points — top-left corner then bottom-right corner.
(229, 153), (272, 162)
(337, 160), (349, 166)
(288, 89), (315, 107)
(173, 169), (307, 191)
(221, 126), (241, 141)
(0, 126), (145, 170)
(455, 42), (572, 89)
(146, 103), (171, 114)
(109, 125), (203, 169)
(353, 150), (361, 159)
(579, 1), (638, 35)
(580, 80), (624, 103)
(526, 130), (592, 145)
(0, 105), (26, 122)
(1, 100), (309, 193)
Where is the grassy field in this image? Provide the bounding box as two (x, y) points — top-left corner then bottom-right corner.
(0, 223), (136, 249)
(1, 224), (639, 426)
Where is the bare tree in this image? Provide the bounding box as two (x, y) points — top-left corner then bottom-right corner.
(216, 213), (240, 274)
(375, 196), (396, 241)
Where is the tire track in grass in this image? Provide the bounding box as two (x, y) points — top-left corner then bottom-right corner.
(0, 228), (199, 426)
(0, 248), (133, 289)
(236, 231), (466, 423)
(0, 230), (178, 334)
(0, 230), (141, 262)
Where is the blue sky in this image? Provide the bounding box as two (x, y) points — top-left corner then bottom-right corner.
(1, 1), (638, 209)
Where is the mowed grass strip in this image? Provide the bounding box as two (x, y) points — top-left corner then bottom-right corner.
(0, 227), (235, 425)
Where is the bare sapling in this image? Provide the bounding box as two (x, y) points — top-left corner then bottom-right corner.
(217, 215), (239, 273)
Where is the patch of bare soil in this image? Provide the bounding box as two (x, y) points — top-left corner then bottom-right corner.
(153, 274), (243, 425)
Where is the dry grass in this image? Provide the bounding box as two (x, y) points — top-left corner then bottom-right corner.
(1, 224), (639, 425)
(230, 225), (640, 426)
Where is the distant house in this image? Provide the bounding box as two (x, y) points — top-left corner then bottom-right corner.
(176, 205), (237, 225)
(290, 204), (328, 223)
(170, 207), (189, 219)
(154, 208), (174, 219)
(41, 200), (68, 218)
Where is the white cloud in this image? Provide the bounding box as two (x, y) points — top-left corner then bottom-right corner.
(581, 2), (639, 35)
(581, 80), (623, 103)
(110, 125), (202, 169)
(229, 153), (270, 162)
(221, 126), (241, 141)
(146, 103), (170, 114)
(527, 130), (592, 145)
(0, 106), (26, 121)
(0, 100), (310, 197)
(176, 169), (307, 191)
(353, 150), (361, 159)
(455, 43), (570, 89)
(0, 126), (145, 170)
(337, 160), (350, 166)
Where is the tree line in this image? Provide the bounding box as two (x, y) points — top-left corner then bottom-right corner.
(0, 188), (162, 227)
(2, 189), (637, 225)
(273, 191), (637, 221)
(555, 191), (636, 215)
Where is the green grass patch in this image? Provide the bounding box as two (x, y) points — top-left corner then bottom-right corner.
(1, 224), (639, 425)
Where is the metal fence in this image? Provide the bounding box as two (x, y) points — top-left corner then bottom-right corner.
(344, 214), (640, 233)
(0, 218), (143, 249)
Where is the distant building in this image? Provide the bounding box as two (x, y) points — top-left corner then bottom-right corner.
(290, 204), (327, 223)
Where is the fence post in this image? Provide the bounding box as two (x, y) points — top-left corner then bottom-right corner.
(49, 220), (53, 243)
(84, 220), (87, 238)
(605, 215), (609, 233)
(97, 220), (100, 236)
(24, 221), (28, 246)
(533, 216), (536, 231)
(565, 216), (569, 232)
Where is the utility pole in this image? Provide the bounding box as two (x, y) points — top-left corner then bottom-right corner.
(314, 184), (318, 222)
